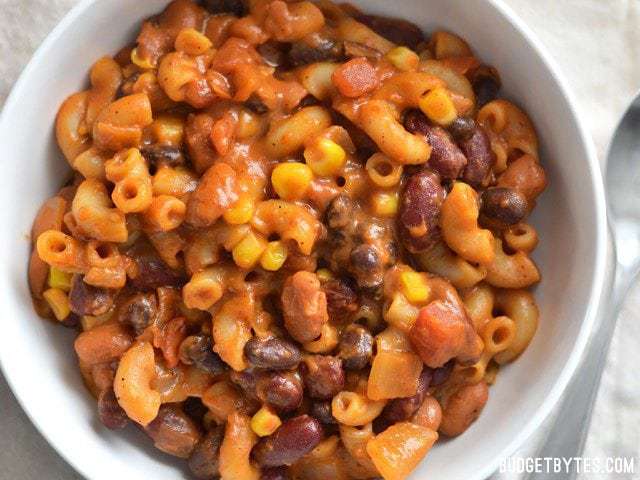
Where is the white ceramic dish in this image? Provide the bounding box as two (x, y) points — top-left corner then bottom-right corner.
(0, 1), (607, 479)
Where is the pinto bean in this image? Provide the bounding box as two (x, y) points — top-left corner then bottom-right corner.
(354, 14), (425, 50)
(261, 466), (290, 480)
(97, 388), (129, 430)
(497, 154), (547, 204)
(145, 404), (202, 458)
(439, 381), (489, 437)
(404, 109), (467, 180)
(69, 274), (115, 316)
(244, 337), (302, 370)
(252, 415), (323, 467)
(323, 279), (359, 323)
(301, 355), (345, 400)
(281, 271), (328, 343)
(179, 334), (227, 375)
(480, 187), (528, 229)
(256, 371), (304, 413)
(141, 144), (185, 168)
(411, 395), (443, 431)
(202, 0), (246, 16)
(380, 368), (432, 423)
(460, 125), (495, 188)
(309, 400), (337, 425)
(398, 170), (446, 253)
(117, 292), (157, 335)
(338, 324), (373, 370)
(188, 425), (224, 480)
(74, 323), (133, 366)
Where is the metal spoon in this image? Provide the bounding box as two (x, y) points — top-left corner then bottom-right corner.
(528, 92), (640, 478)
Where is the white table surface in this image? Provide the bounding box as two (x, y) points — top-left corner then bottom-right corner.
(1, 1), (639, 479)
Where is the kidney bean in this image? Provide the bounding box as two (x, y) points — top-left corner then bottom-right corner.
(338, 324), (373, 370)
(261, 466), (290, 480)
(448, 117), (477, 142)
(97, 388), (129, 430)
(252, 415), (323, 467)
(140, 144), (186, 168)
(439, 382), (489, 437)
(460, 125), (495, 188)
(354, 14), (425, 49)
(188, 426), (224, 480)
(145, 404), (202, 458)
(202, 0), (246, 16)
(380, 369), (432, 424)
(244, 337), (302, 370)
(180, 334), (227, 376)
(128, 250), (187, 291)
(230, 369), (259, 400)
(281, 271), (328, 343)
(309, 401), (337, 425)
(301, 355), (345, 400)
(69, 275), (115, 316)
(117, 292), (157, 336)
(324, 279), (359, 323)
(431, 359), (454, 386)
(480, 187), (528, 229)
(256, 371), (304, 413)
(398, 170), (446, 253)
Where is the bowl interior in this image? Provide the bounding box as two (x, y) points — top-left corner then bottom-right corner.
(0, 1), (606, 479)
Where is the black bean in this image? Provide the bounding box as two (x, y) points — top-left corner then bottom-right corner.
(180, 335), (227, 376)
(324, 279), (359, 323)
(188, 426), (224, 479)
(201, 0), (245, 16)
(117, 292), (157, 335)
(354, 14), (424, 50)
(338, 324), (374, 370)
(480, 187), (528, 229)
(97, 388), (129, 430)
(380, 369), (432, 423)
(448, 117), (477, 142)
(301, 355), (345, 400)
(261, 466), (290, 480)
(145, 405), (201, 458)
(244, 337), (302, 370)
(252, 415), (323, 467)
(257, 41), (286, 68)
(287, 37), (343, 67)
(431, 359), (454, 386)
(129, 253), (187, 291)
(256, 371), (304, 413)
(309, 401), (337, 425)
(69, 274), (115, 316)
(140, 144), (186, 168)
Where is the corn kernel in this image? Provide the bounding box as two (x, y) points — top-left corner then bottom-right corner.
(399, 271), (431, 304)
(48, 267), (72, 292)
(371, 191), (399, 217)
(316, 268), (334, 283)
(175, 28), (213, 56)
(386, 46), (420, 72)
(251, 406), (282, 437)
(232, 231), (267, 269)
(419, 87), (458, 126)
(42, 288), (70, 321)
(223, 196), (255, 225)
(130, 47), (155, 70)
(271, 163), (313, 200)
(304, 138), (346, 177)
(260, 241), (288, 271)
(151, 114), (185, 146)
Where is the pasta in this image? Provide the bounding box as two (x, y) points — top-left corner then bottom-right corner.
(28, 1), (548, 478)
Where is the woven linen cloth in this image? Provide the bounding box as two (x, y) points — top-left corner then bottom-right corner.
(0, 1), (639, 479)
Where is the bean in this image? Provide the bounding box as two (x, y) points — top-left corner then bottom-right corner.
(404, 110), (467, 180)
(301, 355), (345, 400)
(431, 359), (454, 386)
(281, 271), (328, 344)
(252, 415), (323, 467)
(261, 466), (290, 480)
(288, 36), (343, 67)
(140, 144), (185, 168)
(74, 323), (133, 366)
(244, 337), (302, 370)
(309, 401), (337, 425)
(460, 125), (495, 188)
(325, 195), (357, 233)
(202, 0), (246, 16)
(349, 244), (384, 289)
(256, 371), (304, 413)
(448, 117), (476, 142)
(380, 369), (432, 423)
(188, 426), (224, 480)
(230, 370), (259, 400)
(338, 324), (373, 370)
(257, 41), (286, 68)
(354, 14), (424, 49)
(97, 388), (129, 430)
(117, 292), (157, 336)
(180, 334), (227, 376)
(439, 382), (489, 437)
(480, 187), (528, 229)
(323, 279), (359, 323)
(69, 274), (115, 316)
(470, 65), (501, 108)
(145, 404), (202, 458)
(397, 170), (446, 252)
(128, 250), (187, 291)
(183, 397), (208, 424)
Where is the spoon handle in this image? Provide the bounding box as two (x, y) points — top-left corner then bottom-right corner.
(528, 235), (628, 479)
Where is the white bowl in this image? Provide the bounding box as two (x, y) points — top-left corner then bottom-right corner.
(0, 0), (607, 479)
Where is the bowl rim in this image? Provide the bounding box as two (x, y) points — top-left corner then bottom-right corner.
(0, 0), (608, 479)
